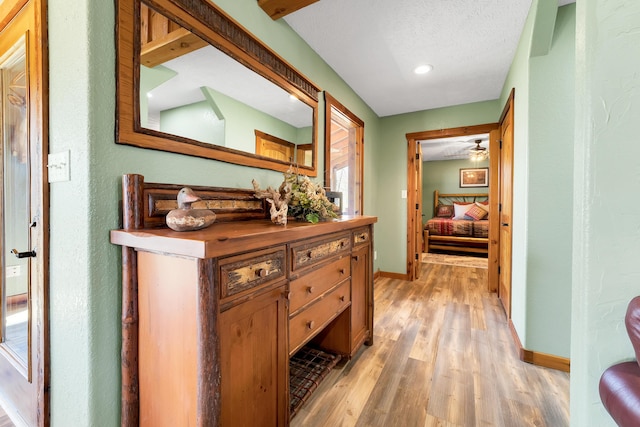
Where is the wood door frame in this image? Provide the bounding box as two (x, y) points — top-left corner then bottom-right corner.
(406, 123), (499, 284)
(0, 0), (49, 425)
(497, 89), (515, 317)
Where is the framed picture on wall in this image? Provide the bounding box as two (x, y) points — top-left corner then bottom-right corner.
(460, 168), (489, 187)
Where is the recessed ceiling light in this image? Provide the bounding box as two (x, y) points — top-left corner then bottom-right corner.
(414, 64), (433, 75)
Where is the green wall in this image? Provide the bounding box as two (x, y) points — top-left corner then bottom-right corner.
(526, 4), (574, 359)
(160, 87), (308, 154)
(161, 100), (225, 146)
(496, 1), (575, 359)
(497, 0), (536, 350)
(421, 158), (489, 219)
(375, 101), (499, 274)
(571, 0), (640, 425)
(47, 0), (379, 424)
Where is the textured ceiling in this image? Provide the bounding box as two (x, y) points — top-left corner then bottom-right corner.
(419, 134), (489, 162)
(285, 0), (575, 118)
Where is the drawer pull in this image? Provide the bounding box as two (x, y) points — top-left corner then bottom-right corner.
(286, 292), (292, 300)
(307, 251), (313, 258)
(339, 295), (346, 302)
(306, 286), (315, 294)
(307, 321), (315, 330)
(255, 268), (268, 277)
(339, 268), (346, 275)
(353, 255), (360, 262)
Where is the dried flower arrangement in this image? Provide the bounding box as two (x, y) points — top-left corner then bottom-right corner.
(284, 170), (339, 224)
(252, 169), (339, 225)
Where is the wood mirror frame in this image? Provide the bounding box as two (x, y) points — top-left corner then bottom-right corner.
(116, 0), (320, 176)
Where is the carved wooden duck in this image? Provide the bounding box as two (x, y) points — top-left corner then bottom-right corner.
(165, 187), (216, 231)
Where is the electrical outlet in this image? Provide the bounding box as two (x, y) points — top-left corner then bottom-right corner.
(48, 150), (70, 182)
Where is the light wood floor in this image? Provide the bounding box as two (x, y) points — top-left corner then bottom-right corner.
(291, 262), (570, 427)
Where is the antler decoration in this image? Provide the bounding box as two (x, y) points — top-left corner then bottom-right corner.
(252, 179), (292, 225)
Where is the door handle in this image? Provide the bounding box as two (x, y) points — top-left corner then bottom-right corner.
(11, 248), (36, 258)
(501, 223), (509, 227)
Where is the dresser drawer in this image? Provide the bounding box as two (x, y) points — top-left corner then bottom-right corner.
(353, 227), (371, 246)
(290, 233), (351, 272)
(219, 246), (286, 300)
(289, 256), (350, 315)
(289, 280), (351, 354)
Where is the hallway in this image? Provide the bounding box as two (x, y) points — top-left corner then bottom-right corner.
(291, 262), (570, 426)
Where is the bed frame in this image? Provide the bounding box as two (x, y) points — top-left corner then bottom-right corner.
(423, 190), (489, 255)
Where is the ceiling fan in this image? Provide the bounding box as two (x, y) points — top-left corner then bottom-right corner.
(419, 134), (489, 161)
(469, 139), (489, 161)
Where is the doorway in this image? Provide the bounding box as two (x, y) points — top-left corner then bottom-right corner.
(406, 123), (499, 283)
(0, 0), (49, 425)
(405, 92), (515, 313)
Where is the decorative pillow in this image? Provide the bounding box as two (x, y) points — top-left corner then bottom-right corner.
(476, 201), (489, 213)
(464, 204), (489, 221)
(453, 202), (474, 219)
(435, 204), (454, 218)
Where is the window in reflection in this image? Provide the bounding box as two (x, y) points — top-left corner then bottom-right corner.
(325, 93), (364, 215)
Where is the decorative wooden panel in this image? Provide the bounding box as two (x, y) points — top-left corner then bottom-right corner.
(290, 233), (351, 271)
(218, 247), (286, 300)
(121, 174), (268, 229)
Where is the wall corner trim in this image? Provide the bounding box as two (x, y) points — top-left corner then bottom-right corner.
(509, 319), (571, 373)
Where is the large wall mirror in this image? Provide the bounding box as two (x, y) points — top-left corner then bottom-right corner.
(116, 0), (320, 176)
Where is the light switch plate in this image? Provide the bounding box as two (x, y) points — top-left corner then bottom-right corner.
(48, 150), (70, 182)
(6, 265), (21, 278)
(401, 190), (407, 199)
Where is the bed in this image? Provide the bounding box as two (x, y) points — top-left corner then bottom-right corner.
(423, 190), (489, 255)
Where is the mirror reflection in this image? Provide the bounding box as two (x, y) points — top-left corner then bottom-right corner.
(2, 37), (29, 367)
(138, 3), (314, 166)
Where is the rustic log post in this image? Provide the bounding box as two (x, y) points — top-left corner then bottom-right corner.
(121, 174), (144, 426)
(196, 259), (221, 426)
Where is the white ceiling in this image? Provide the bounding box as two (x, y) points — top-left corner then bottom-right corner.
(285, 0), (575, 118)
(284, 0), (575, 161)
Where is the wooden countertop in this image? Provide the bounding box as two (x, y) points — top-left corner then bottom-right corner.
(111, 215), (377, 259)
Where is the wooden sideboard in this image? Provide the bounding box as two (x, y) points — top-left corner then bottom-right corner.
(110, 174), (376, 426)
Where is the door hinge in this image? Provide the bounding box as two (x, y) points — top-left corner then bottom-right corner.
(499, 139), (503, 149)
(416, 153), (420, 160)
(498, 266), (501, 275)
(499, 203), (502, 212)
(416, 203), (420, 210)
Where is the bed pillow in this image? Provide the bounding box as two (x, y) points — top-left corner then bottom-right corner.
(476, 201), (489, 213)
(435, 204), (454, 218)
(453, 202), (474, 219)
(464, 204), (489, 221)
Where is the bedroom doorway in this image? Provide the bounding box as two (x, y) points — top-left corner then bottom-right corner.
(405, 122), (500, 287)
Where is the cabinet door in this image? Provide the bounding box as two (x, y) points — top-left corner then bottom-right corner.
(220, 283), (289, 427)
(350, 244), (370, 354)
